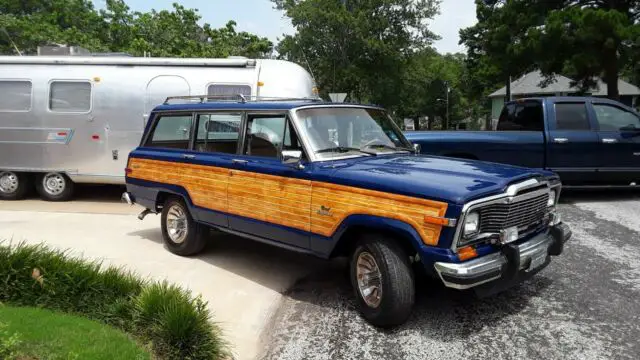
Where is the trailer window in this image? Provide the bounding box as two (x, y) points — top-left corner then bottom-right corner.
(195, 113), (242, 154)
(0, 81), (32, 111)
(146, 115), (193, 150)
(49, 81), (92, 112)
(207, 84), (251, 100)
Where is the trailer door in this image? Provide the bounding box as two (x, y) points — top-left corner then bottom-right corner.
(145, 75), (191, 124)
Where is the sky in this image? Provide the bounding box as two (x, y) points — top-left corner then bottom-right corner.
(92, 0), (477, 54)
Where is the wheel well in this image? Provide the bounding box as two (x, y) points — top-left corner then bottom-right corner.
(443, 152), (478, 160)
(330, 225), (418, 259)
(155, 191), (178, 211)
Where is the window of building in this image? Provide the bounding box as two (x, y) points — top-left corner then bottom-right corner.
(0, 80), (32, 111)
(49, 81), (92, 112)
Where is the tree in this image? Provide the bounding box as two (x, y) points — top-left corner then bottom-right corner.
(0, 0), (274, 59)
(461, 0), (640, 101)
(273, 0), (440, 108)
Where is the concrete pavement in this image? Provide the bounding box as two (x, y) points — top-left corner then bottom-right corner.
(0, 201), (324, 360)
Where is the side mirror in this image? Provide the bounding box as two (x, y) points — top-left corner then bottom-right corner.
(282, 150), (304, 169)
(413, 143), (421, 154)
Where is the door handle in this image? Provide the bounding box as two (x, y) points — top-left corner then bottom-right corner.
(602, 138), (618, 144)
(232, 159), (248, 165)
(553, 138), (569, 144)
(182, 154), (196, 159)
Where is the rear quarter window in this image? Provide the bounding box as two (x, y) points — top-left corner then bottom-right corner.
(497, 101), (544, 131)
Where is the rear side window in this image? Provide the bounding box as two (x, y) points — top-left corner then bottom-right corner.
(146, 115), (193, 149)
(497, 101), (544, 131)
(244, 115), (286, 159)
(555, 103), (590, 130)
(207, 84), (251, 100)
(50, 81), (92, 112)
(195, 113), (242, 154)
(0, 80), (32, 111)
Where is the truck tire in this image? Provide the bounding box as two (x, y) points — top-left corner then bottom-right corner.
(35, 172), (75, 202)
(350, 234), (415, 328)
(0, 171), (31, 200)
(160, 197), (207, 256)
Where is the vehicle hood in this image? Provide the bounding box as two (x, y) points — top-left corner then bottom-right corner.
(325, 154), (550, 205)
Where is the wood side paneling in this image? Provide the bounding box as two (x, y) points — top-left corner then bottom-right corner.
(129, 158), (448, 245)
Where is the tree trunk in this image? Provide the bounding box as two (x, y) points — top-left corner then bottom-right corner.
(505, 77), (511, 102)
(604, 47), (620, 101)
(413, 117), (420, 131)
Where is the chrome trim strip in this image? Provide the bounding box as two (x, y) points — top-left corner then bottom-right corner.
(435, 232), (553, 290)
(452, 177), (554, 250)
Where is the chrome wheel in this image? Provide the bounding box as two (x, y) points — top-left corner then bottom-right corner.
(0, 172), (19, 194)
(356, 251), (383, 308)
(42, 173), (66, 196)
(166, 203), (188, 244)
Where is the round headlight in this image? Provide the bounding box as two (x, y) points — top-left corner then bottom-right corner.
(548, 190), (556, 207)
(463, 211), (480, 237)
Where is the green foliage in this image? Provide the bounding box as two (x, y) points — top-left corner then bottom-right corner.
(0, 242), (231, 360)
(0, 306), (150, 360)
(0, 322), (22, 360)
(0, 0), (273, 58)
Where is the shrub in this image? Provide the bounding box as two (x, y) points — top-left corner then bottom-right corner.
(0, 241), (231, 360)
(0, 322), (22, 360)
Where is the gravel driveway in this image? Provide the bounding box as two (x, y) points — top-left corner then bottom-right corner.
(260, 191), (640, 360)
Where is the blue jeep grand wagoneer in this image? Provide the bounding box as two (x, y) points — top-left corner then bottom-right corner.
(122, 96), (571, 327)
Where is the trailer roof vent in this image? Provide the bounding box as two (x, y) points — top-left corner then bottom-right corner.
(37, 45), (91, 56)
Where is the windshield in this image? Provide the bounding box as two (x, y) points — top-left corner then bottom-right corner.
(293, 107), (413, 159)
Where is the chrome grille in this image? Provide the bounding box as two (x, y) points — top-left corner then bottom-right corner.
(478, 192), (549, 233)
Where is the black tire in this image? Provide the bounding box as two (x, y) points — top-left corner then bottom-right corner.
(349, 234), (415, 328)
(160, 197), (207, 256)
(0, 171), (31, 200)
(35, 172), (75, 201)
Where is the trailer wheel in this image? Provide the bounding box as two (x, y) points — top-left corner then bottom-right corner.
(0, 171), (30, 200)
(36, 172), (75, 202)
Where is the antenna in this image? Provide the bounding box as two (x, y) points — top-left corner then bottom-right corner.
(1, 28), (23, 56)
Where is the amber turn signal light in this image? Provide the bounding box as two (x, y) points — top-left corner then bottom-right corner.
(457, 246), (478, 261)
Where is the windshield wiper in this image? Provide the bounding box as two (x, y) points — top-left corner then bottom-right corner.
(361, 144), (413, 153)
(316, 146), (377, 156)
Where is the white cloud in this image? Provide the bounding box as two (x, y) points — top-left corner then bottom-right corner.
(430, 0), (478, 54)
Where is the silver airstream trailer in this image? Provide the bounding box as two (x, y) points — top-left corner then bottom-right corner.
(0, 54), (317, 201)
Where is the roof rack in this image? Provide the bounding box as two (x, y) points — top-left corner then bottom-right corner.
(163, 94), (324, 105)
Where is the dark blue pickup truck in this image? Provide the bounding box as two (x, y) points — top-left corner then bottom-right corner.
(406, 97), (640, 187)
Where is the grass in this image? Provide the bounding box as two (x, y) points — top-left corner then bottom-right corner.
(0, 242), (232, 360)
(0, 305), (150, 360)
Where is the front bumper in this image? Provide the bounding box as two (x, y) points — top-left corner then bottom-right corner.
(433, 223), (571, 295)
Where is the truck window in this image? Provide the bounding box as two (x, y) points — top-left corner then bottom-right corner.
(555, 103), (590, 130)
(207, 84), (252, 100)
(592, 104), (640, 131)
(195, 113), (242, 154)
(0, 80), (32, 111)
(146, 115), (193, 149)
(497, 101), (543, 131)
(49, 81), (92, 112)
(243, 115), (286, 159)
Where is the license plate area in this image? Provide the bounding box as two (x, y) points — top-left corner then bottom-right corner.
(527, 253), (547, 272)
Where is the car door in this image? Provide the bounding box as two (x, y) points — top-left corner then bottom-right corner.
(188, 111), (245, 227)
(226, 112), (312, 250)
(589, 101), (640, 185)
(546, 101), (600, 184)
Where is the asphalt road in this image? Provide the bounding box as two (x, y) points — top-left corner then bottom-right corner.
(260, 190), (640, 360)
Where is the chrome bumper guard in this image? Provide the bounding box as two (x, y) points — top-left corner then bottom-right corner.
(434, 223), (571, 291)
